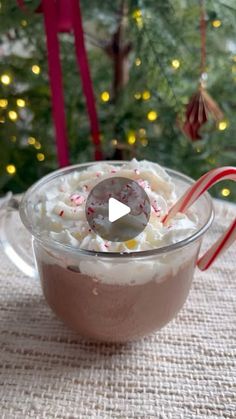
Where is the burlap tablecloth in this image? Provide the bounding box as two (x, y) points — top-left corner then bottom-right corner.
(0, 199), (235, 419)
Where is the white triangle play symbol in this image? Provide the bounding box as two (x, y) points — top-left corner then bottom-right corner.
(108, 197), (131, 223)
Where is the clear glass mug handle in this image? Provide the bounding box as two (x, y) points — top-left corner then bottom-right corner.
(0, 193), (38, 278)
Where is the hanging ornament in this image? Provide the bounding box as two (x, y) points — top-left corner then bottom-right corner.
(17, 0), (102, 166)
(182, 84), (223, 140)
(181, 0), (223, 141)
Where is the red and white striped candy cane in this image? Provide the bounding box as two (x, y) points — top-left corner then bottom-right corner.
(163, 166), (236, 270)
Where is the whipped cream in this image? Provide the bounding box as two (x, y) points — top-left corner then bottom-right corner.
(34, 159), (198, 252)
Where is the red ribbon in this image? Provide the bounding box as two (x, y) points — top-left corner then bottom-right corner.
(42, 0), (69, 167)
(71, 0), (102, 160)
(17, 0), (102, 165)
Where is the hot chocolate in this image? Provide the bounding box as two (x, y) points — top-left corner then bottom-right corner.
(36, 248), (196, 342)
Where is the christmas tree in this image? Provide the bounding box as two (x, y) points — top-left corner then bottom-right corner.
(0, 0), (236, 201)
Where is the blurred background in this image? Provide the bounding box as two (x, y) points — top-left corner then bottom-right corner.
(0, 0), (236, 200)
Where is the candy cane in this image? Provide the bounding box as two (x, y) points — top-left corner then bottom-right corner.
(198, 218), (236, 270)
(163, 167), (236, 270)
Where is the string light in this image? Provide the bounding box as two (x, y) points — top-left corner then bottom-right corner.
(125, 239), (137, 249)
(6, 164), (16, 175)
(31, 65), (41, 75)
(139, 128), (146, 136)
(135, 57), (141, 66)
(21, 19), (28, 27)
(221, 188), (231, 197)
(0, 117), (5, 123)
(134, 92), (141, 100)
(101, 91), (110, 102)
(8, 110), (18, 121)
(147, 110), (158, 121)
(28, 136), (36, 145)
(132, 9), (143, 29)
(132, 9), (142, 19)
(34, 141), (41, 149)
(142, 91), (151, 100)
(212, 20), (221, 28)
(37, 153), (45, 161)
(1, 74), (11, 85)
(127, 131), (136, 145)
(218, 120), (228, 131)
(0, 99), (8, 108)
(171, 59), (180, 69)
(140, 138), (148, 146)
(111, 139), (118, 146)
(16, 98), (26, 107)
(10, 136), (16, 143)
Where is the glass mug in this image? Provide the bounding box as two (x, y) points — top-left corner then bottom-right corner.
(0, 162), (214, 342)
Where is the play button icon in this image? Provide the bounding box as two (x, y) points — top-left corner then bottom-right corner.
(108, 198), (130, 223)
(85, 176), (151, 242)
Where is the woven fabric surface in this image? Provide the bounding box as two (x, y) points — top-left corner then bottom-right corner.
(0, 199), (235, 419)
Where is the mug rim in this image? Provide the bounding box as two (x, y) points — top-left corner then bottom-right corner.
(19, 161), (214, 259)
